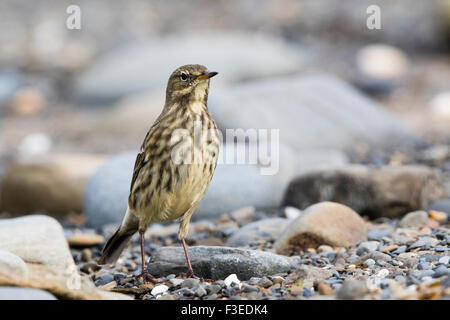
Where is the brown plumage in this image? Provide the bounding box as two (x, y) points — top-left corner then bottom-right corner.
(99, 64), (220, 282)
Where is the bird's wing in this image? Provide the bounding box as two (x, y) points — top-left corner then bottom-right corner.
(130, 151), (146, 193)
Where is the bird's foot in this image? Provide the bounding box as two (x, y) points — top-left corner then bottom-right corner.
(136, 271), (159, 284)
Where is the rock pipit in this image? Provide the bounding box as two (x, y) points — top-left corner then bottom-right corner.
(99, 64), (220, 282)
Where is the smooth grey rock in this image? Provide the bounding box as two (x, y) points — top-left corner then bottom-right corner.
(226, 218), (289, 247)
(210, 73), (412, 152)
(337, 280), (369, 300)
(399, 211), (429, 228)
(283, 165), (443, 219)
(426, 199), (450, 218)
(0, 71), (22, 107)
(364, 259), (376, 268)
(147, 246), (292, 280)
(356, 241), (380, 256)
(84, 145), (347, 226)
(84, 152), (134, 227)
(75, 32), (304, 103)
(0, 287), (57, 300)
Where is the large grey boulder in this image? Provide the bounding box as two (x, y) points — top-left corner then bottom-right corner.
(0, 215), (129, 300)
(209, 73), (413, 151)
(74, 32), (304, 103)
(84, 146), (347, 227)
(0, 287), (57, 300)
(147, 246), (293, 280)
(283, 165), (444, 219)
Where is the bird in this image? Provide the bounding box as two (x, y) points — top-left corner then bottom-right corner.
(98, 64), (220, 282)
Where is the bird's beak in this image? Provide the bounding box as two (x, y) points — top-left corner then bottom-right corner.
(196, 71), (218, 80)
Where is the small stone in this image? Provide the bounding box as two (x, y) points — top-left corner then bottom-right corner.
(98, 281), (117, 291)
(290, 285), (303, 296)
(347, 264), (356, 271)
(318, 282), (334, 295)
(182, 278), (200, 289)
(418, 262), (431, 270)
(95, 274), (114, 286)
(337, 280), (369, 300)
(303, 288), (314, 297)
(169, 278), (184, 287)
(419, 270), (435, 280)
(439, 256), (449, 265)
(224, 274), (241, 288)
(428, 210), (447, 222)
(183, 289), (195, 296)
(258, 277), (273, 288)
(376, 269), (390, 278)
(230, 206), (255, 223)
(357, 241), (380, 256)
(392, 246), (407, 254)
(243, 285), (259, 293)
(318, 245), (333, 253)
(399, 211), (429, 228)
(284, 206), (302, 220)
(151, 285), (169, 296)
(433, 266), (450, 278)
(370, 251), (391, 262)
(381, 244), (398, 253)
(274, 202), (367, 255)
(364, 259), (376, 268)
(195, 286), (207, 297)
(409, 237), (437, 250)
(271, 276), (284, 285)
(81, 248), (92, 262)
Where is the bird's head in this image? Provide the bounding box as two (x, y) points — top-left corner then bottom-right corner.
(165, 64), (218, 104)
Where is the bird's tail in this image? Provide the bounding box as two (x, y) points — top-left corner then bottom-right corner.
(98, 207), (139, 265)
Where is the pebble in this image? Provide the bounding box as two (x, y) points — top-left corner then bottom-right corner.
(224, 274), (241, 289)
(257, 277), (273, 288)
(243, 285), (259, 293)
(95, 274), (114, 286)
(357, 241), (380, 255)
(418, 270), (435, 280)
(182, 278), (200, 289)
(336, 280), (368, 300)
(68, 233), (105, 247)
(364, 258), (376, 268)
(151, 285), (169, 296)
(417, 262), (431, 270)
(439, 256), (450, 265)
(195, 286), (207, 297)
(376, 269), (390, 278)
(169, 278), (184, 287)
(433, 266), (450, 278)
(303, 288), (314, 297)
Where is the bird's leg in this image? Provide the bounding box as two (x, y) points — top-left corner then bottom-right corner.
(136, 229), (158, 284)
(181, 238), (197, 278)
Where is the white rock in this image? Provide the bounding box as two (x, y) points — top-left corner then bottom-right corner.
(0, 250), (28, 280)
(151, 285), (169, 296)
(284, 206), (302, 220)
(169, 278), (184, 287)
(376, 269), (390, 278)
(439, 256), (450, 265)
(75, 32), (304, 103)
(429, 91), (450, 118)
(18, 133), (53, 158)
(356, 44), (409, 80)
(224, 274), (241, 289)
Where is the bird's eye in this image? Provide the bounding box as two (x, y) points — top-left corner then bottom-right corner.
(180, 72), (188, 81)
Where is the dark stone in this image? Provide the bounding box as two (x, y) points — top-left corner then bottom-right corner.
(147, 246), (292, 280)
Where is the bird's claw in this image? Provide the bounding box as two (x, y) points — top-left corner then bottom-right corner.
(136, 271), (160, 284)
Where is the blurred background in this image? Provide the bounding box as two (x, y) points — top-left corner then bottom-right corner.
(1, 0), (450, 228)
